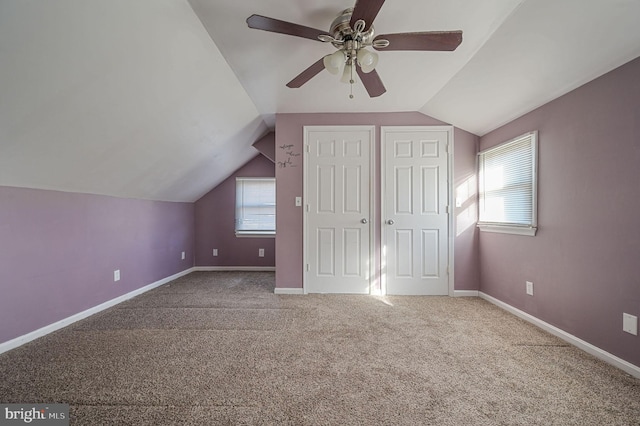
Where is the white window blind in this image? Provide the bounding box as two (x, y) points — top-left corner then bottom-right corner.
(478, 131), (538, 236)
(235, 178), (276, 236)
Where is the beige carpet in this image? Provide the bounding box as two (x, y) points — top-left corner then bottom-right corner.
(1, 271), (639, 425)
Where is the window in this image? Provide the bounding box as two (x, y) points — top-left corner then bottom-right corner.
(477, 131), (538, 236)
(235, 178), (276, 237)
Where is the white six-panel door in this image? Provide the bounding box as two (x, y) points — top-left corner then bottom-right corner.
(304, 126), (373, 294)
(382, 127), (450, 295)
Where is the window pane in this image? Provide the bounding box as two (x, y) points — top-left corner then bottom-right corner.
(236, 178), (276, 232)
(478, 132), (537, 228)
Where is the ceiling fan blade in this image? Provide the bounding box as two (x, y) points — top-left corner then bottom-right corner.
(350, 0), (386, 29)
(286, 58), (326, 88)
(356, 67), (386, 98)
(374, 31), (463, 51)
(247, 14), (330, 42)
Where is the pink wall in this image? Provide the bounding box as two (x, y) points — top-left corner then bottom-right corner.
(453, 127), (480, 290)
(274, 112), (480, 291)
(0, 186), (195, 345)
(479, 56), (640, 367)
(194, 154), (275, 267)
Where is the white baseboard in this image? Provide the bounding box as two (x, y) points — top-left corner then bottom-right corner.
(479, 292), (640, 379)
(274, 287), (304, 295)
(193, 266), (275, 272)
(454, 290), (479, 297)
(0, 267), (195, 355)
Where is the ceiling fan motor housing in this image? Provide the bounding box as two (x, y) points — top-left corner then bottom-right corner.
(329, 8), (375, 49)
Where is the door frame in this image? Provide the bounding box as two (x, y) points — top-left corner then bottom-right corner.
(303, 125), (376, 294)
(380, 126), (455, 296)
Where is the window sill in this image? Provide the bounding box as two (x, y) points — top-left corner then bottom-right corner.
(235, 231), (276, 238)
(477, 224), (537, 237)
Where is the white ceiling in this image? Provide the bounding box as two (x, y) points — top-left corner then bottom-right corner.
(1, 0), (639, 202)
(421, 0), (640, 134)
(0, 0), (267, 202)
(190, 0), (640, 134)
(189, 0), (526, 128)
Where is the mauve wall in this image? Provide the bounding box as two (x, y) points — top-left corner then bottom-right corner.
(0, 186), (195, 345)
(453, 127), (480, 291)
(194, 154), (275, 267)
(479, 56), (640, 367)
(275, 112), (480, 291)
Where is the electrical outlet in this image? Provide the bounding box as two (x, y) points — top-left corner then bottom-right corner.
(181, 251), (185, 260)
(526, 281), (534, 296)
(295, 196), (302, 207)
(259, 248), (265, 257)
(114, 270), (120, 282)
(213, 249), (218, 257)
(623, 313), (638, 336)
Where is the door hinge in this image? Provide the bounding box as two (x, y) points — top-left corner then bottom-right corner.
(306, 264), (310, 272)
(306, 144), (310, 153)
(445, 205), (450, 214)
(445, 143), (450, 154)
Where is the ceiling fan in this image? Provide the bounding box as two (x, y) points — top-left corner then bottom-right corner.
(246, 0), (462, 98)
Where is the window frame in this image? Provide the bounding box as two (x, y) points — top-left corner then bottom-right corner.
(477, 131), (538, 237)
(235, 177), (276, 238)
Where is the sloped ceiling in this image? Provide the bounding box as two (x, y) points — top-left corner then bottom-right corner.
(1, 0), (640, 202)
(189, 0), (525, 128)
(190, 0), (640, 135)
(421, 0), (640, 134)
(0, 0), (268, 202)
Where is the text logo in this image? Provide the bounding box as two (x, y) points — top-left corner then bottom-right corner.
(0, 404), (68, 426)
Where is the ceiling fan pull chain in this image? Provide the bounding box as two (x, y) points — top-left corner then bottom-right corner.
(349, 57), (355, 99)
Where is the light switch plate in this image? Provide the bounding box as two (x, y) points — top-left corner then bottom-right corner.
(295, 196), (302, 207)
(623, 313), (638, 336)
(114, 270), (120, 282)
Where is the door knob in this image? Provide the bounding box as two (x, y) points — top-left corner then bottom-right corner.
(361, 218), (368, 224)
(387, 219), (394, 225)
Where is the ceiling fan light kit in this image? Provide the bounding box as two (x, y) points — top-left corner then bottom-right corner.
(323, 50), (346, 75)
(247, 0), (462, 99)
(356, 49), (378, 74)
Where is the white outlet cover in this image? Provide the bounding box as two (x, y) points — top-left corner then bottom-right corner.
(623, 313), (638, 336)
(526, 281), (534, 296)
(114, 270), (120, 282)
(181, 251), (185, 260)
(295, 196), (302, 207)
(213, 249), (218, 256)
(259, 248), (265, 257)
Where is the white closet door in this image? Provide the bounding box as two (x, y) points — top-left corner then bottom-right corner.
(382, 127), (450, 295)
(304, 126), (373, 294)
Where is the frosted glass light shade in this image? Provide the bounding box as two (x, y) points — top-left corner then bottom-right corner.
(323, 50), (345, 75)
(356, 48), (378, 73)
(340, 63), (357, 84)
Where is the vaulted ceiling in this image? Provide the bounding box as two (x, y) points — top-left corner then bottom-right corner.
(1, 0), (639, 202)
